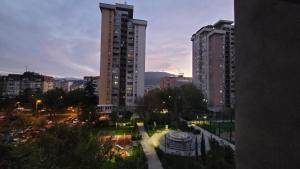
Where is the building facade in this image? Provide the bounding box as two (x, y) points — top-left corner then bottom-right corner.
(144, 84), (160, 94)
(0, 72), (54, 99)
(53, 79), (73, 92)
(99, 3), (147, 108)
(0, 74), (21, 99)
(160, 75), (192, 90)
(191, 20), (235, 112)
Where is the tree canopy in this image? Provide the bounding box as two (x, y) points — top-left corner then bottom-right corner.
(137, 84), (207, 124)
(0, 124), (112, 169)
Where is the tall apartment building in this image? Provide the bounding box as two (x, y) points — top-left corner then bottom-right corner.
(191, 20), (235, 112)
(99, 3), (147, 108)
(0, 72), (54, 99)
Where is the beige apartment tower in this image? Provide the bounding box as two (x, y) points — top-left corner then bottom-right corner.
(191, 20), (235, 112)
(99, 3), (147, 108)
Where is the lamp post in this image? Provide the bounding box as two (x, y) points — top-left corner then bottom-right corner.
(15, 101), (20, 108)
(35, 99), (42, 116)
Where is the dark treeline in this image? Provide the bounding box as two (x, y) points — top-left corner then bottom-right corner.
(0, 81), (98, 121)
(136, 84), (207, 126)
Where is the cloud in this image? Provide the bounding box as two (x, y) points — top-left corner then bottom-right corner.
(0, 0), (234, 78)
(0, 0), (100, 77)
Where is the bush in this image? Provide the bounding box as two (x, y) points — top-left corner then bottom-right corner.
(132, 132), (142, 141)
(1, 124), (110, 169)
(31, 117), (47, 126)
(192, 127), (201, 135)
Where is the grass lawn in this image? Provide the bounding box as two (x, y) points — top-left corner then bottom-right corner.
(93, 125), (136, 136)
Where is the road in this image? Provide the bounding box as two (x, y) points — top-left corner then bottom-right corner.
(137, 123), (164, 169)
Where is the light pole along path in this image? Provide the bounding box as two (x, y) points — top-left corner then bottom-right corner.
(137, 122), (164, 169)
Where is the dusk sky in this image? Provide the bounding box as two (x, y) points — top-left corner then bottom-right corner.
(0, 0), (234, 78)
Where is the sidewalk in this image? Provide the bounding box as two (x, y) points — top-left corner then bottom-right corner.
(137, 123), (164, 169)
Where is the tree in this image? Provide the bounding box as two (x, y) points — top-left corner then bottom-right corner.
(179, 84), (206, 120)
(0, 142), (14, 169)
(83, 81), (98, 106)
(137, 84), (207, 126)
(65, 88), (84, 112)
(74, 81), (98, 122)
(2, 124), (113, 169)
(201, 133), (206, 160)
(19, 88), (35, 109)
(195, 135), (199, 157)
(224, 145), (235, 165)
(43, 88), (66, 118)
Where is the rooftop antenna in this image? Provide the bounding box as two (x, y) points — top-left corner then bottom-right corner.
(25, 65), (28, 72)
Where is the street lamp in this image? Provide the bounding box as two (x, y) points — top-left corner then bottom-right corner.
(15, 101), (20, 107)
(35, 99), (42, 115)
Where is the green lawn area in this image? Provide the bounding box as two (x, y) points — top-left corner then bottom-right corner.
(93, 125), (136, 136)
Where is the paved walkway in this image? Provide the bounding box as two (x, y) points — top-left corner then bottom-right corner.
(137, 123), (164, 169)
(149, 129), (169, 148)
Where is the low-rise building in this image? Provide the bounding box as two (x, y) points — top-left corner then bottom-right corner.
(144, 84), (160, 94)
(160, 75), (192, 90)
(69, 80), (85, 91)
(42, 76), (54, 93)
(0, 72), (54, 99)
(53, 79), (73, 92)
(0, 74), (21, 98)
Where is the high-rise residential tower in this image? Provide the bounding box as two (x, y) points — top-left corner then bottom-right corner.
(191, 20), (235, 112)
(99, 3), (147, 109)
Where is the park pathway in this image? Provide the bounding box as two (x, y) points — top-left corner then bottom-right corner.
(137, 123), (164, 169)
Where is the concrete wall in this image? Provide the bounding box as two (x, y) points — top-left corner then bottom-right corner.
(235, 1), (300, 169)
